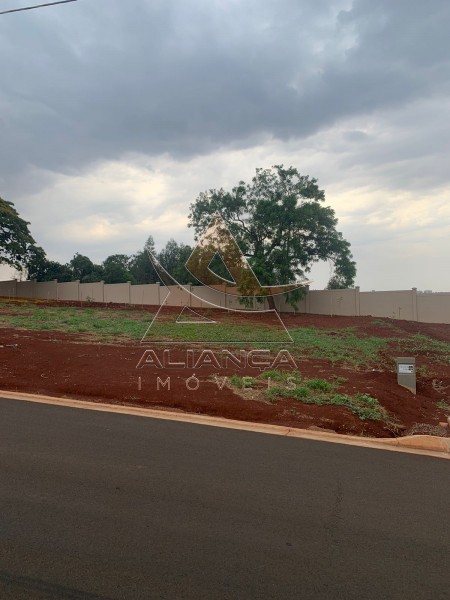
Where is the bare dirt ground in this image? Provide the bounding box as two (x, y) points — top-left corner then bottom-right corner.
(0, 302), (449, 438)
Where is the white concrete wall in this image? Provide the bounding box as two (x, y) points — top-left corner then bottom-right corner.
(103, 282), (130, 304)
(162, 285), (193, 307)
(417, 293), (450, 324)
(16, 280), (37, 299)
(278, 292), (307, 313)
(191, 286), (226, 308)
(0, 279), (17, 298)
(0, 279), (449, 324)
(79, 282), (104, 302)
(57, 281), (80, 301)
(35, 280), (58, 300)
(359, 290), (415, 320)
(130, 284), (162, 305)
(308, 288), (360, 317)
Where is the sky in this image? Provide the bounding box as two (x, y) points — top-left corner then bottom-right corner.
(1, 0), (449, 291)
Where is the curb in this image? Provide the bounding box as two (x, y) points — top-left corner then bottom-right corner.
(284, 428), (450, 455)
(1, 390), (449, 459)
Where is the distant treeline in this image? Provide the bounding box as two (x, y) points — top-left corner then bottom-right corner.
(27, 236), (196, 285)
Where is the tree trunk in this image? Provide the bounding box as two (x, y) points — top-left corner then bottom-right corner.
(267, 295), (276, 310)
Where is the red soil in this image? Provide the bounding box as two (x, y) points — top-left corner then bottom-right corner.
(0, 304), (449, 438)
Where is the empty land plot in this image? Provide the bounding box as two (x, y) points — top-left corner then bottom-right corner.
(0, 298), (449, 438)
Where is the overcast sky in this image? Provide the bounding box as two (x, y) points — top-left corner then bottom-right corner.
(1, 0), (449, 290)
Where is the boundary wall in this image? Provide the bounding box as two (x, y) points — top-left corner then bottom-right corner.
(0, 280), (448, 324)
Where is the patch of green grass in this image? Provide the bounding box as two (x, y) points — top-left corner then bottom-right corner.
(229, 375), (242, 387)
(331, 375), (349, 384)
(371, 319), (391, 327)
(229, 375), (256, 388)
(288, 327), (387, 366)
(416, 364), (433, 378)
(260, 369), (301, 383)
(1, 302), (448, 378)
(437, 399), (450, 412)
(291, 386), (311, 399)
(265, 374), (387, 421)
(304, 378), (334, 392)
(0, 301), (294, 344)
(143, 321), (290, 344)
(263, 388), (281, 404)
(330, 392), (387, 421)
(392, 334), (450, 364)
(0, 302), (153, 341)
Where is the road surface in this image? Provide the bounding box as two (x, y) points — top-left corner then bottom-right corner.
(0, 397), (448, 599)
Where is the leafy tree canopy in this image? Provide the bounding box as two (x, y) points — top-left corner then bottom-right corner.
(129, 236), (159, 284)
(69, 253), (104, 283)
(158, 239), (196, 285)
(188, 165), (356, 294)
(102, 254), (135, 284)
(27, 246), (73, 282)
(0, 197), (39, 272)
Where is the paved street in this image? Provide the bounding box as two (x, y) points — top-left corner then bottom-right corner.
(0, 397), (448, 599)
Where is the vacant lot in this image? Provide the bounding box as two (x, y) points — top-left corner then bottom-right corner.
(0, 299), (449, 438)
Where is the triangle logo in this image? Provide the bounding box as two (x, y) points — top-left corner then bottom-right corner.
(207, 251), (236, 285)
(176, 306), (216, 324)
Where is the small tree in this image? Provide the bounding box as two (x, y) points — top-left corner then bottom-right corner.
(158, 239), (196, 285)
(102, 254), (135, 284)
(69, 253), (103, 282)
(27, 246), (73, 282)
(129, 236), (159, 284)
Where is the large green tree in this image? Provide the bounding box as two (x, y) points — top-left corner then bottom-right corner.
(0, 197), (39, 272)
(188, 165), (356, 299)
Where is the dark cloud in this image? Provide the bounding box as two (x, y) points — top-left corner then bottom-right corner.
(1, 0), (449, 294)
(1, 0), (449, 186)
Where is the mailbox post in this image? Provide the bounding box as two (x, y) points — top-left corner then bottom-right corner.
(395, 357), (416, 394)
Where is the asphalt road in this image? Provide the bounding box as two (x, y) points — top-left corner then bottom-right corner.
(0, 397), (448, 600)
